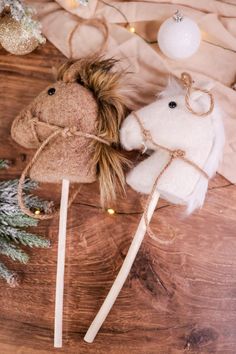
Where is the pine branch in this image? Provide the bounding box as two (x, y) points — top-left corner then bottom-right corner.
(0, 261), (18, 287)
(0, 179), (37, 195)
(0, 213), (37, 228)
(0, 179), (53, 214)
(0, 173), (51, 286)
(0, 202), (40, 223)
(0, 239), (29, 263)
(0, 225), (50, 248)
(0, 159), (10, 170)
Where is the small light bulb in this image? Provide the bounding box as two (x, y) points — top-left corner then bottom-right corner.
(35, 209), (41, 215)
(107, 208), (115, 215)
(70, 0), (78, 8)
(128, 26), (136, 33)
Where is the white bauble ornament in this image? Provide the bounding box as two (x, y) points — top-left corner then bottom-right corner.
(158, 10), (201, 60)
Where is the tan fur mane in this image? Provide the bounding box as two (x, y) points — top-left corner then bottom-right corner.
(57, 56), (129, 206)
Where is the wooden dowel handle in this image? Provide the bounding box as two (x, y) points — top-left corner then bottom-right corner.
(84, 189), (160, 343)
(54, 179), (70, 348)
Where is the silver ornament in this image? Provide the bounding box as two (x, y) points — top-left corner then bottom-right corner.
(173, 10), (184, 23)
(79, 0), (89, 6)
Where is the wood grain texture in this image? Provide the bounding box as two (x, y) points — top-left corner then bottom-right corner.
(0, 42), (235, 354)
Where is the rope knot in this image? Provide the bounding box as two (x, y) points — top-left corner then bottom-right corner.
(181, 72), (193, 88)
(143, 129), (152, 140)
(181, 72), (214, 117)
(31, 117), (39, 125)
(171, 149), (186, 159)
(61, 126), (77, 138)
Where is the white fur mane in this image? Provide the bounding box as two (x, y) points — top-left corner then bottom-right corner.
(186, 102), (225, 213)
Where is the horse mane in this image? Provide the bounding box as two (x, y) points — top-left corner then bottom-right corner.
(56, 56), (129, 206)
(186, 104), (225, 214)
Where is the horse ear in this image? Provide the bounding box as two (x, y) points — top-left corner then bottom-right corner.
(56, 60), (75, 81)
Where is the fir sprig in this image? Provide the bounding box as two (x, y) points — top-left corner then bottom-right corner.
(0, 262), (18, 287)
(0, 159), (10, 169)
(0, 178), (52, 213)
(0, 159), (51, 286)
(0, 213), (37, 228)
(0, 225), (50, 248)
(0, 238), (29, 263)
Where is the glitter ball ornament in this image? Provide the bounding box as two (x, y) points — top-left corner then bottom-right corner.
(0, 15), (45, 55)
(157, 10), (201, 60)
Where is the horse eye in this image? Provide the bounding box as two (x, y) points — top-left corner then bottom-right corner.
(48, 88), (56, 96)
(169, 101), (177, 109)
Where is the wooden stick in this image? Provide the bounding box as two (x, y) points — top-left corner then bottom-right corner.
(54, 179), (70, 348)
(84, 189), (160, 343)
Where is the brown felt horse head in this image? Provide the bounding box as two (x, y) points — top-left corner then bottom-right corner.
(11, 57), (128, 206)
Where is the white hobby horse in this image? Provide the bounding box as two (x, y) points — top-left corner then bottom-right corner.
(84, 73), (225, 343)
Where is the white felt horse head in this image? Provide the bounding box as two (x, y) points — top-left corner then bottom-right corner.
(120, 74), (225, 214)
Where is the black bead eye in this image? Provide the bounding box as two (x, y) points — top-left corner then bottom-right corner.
(47, 87), (56, 96)
(169, 101), (177, 109)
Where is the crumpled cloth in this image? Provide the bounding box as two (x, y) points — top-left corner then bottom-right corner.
(29, 0), (236, 183)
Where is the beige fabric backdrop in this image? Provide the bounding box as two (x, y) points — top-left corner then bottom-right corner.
(29, 0), (236, 183)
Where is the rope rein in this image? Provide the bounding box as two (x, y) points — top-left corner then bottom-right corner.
(18, 72), (214, 224)
(132, 71), (214, 241)
(17, 117), (111, 220)
(68, 18), (109, 59)
(133, 84), (214, 243)
(181, 72), (214, 117)
(133, 112), (209, 240)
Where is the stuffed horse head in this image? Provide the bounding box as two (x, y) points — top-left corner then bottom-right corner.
(120, 73), (225, 214)
(11, 57), (128, 208)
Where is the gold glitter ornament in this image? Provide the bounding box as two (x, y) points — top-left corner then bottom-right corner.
(0, 16), (44, 55)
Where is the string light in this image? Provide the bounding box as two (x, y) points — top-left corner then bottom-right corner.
(128, 25), (136, 33)
(107, 208), (115, 215)
(34, 209), (41, 215)
(70, 0), (78, 8)
(100, 0), (155, 44)
(100, 0), (136, 34)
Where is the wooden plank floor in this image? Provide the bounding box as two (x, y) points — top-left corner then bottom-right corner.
(0, 42), (235, 354)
